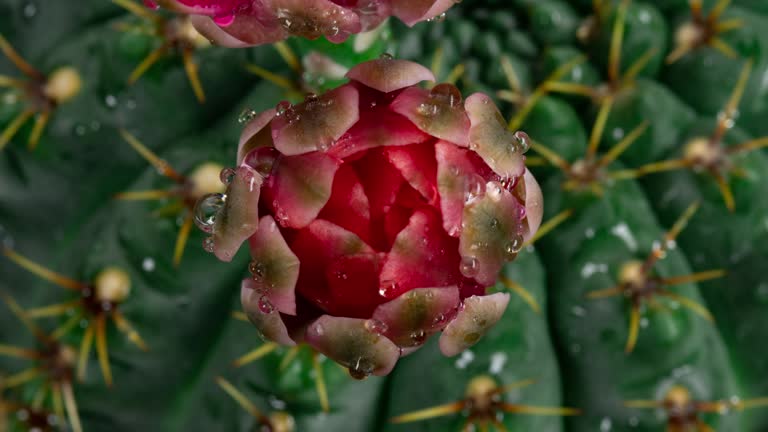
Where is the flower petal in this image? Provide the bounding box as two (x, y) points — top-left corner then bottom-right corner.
(265, 0), (362, 42)
(459, 181), (526, 286)
(329, 107), (430, 159)
(435, 141), (494, 237)
(157, 0), (248, 15)
(210, 14), (287, 46)
(438, 293), (510, 357)
(305, 315), (400, 377)
(213, 165), (262, 262)
(241, 279), (296, 346)
(247, 216), (300, 315)
(317, 164), (371, 243)
(391, 0), (456, 26)
(519, 169), (543, 241)
(238, 108), (276, 165)
(263, 152), (341, 229)
(379, 208), (462, 299)
(190, 16), (251, 48)
(465, 93), (526, 178)
(371, 286), (459, 348)
(345, 58), (435, 93)
(385, 143), (439, 204)
(390, 85), (470, 147)
(291, 220), (375, 314)
(271, 85), (359, 156)
(324, 253), (386, 318)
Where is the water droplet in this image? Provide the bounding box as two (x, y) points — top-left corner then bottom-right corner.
(258, 295), (275, 314)
(305, 92), (319, 102)
(193, 193), (226, 233)
(212, 12), (236, 27)
(433, 313), (447, 325)
(249, 260), (267, 282)
(427, 12), (447, 22)
(314, 324), (325, 336)
(219, 167), (236, 185)
(460, 256), (479, 278)
(275, 100), (292, 116)
(504, 235), (524, 259)
(104, 94), (118, 109)
(364, 319), (388, 335)
(202, 236), (215, 253)
(379, 280), (399, 298)
(379, 52), (394, 60)
(463, 174), (485, 204)
(486, 182), (503, 202)
(244, 147), (279, 177)
(348, 358), (373, 380)
(237, 108), (257, 124)
(513, 131), (530, 153)
(429, 83), (462, 108)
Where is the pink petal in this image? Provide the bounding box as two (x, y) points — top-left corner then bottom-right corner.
(385, 143), (439, 204)
(241, 279), (296, 346)
(262, 152), (341, 229)
(324, 253), (386, 318)
(264, 0), (362, 42)
(212, 165), (262, 262)
(271, 85), (359, 156)
(247, 216), (300, 315)
(465, 93), (526, 179)
(328, 107), (430, 159)
(520, 169), (543, 241)
(291, 220), (375, 314)
(391, 0), (456, 26)
(157, 0), (249, 15)
(379, 208), (463, 299)
(459, 181), (526, 286)
(352, 150), (406, 249)
(189, 16), (251, 48)
(237, 108), (276, 165)
(211, 14), (287, 47)
(438, 293), (510, 357)
(317, 164), (372, 243)
(345, 58), (435, 93)
(371, 286), (459, 348)
(390, 85), (470, 147)
(305, 315), (400, 377)
(435, 141), (495, 237)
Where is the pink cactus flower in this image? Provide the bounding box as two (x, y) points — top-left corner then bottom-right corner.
(150, 0), (459, 47)
(195, 58), (543, 378)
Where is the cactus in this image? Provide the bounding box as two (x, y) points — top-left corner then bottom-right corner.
(3, 1), (768, 431)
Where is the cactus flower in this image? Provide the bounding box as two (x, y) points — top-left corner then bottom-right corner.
(195, 58), (543, 378)
(151, 0), (459, 47)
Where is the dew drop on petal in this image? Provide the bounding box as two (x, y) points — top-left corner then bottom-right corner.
(460, 256), (479, 278)
(504, 234), (524, 259)
(258, 295), (275, 314)
(249, 260), (267, 282)
(219, 167), (236, 185)
(430, 83), (462, 108)
(275, 100), (292, 116)
(364, 319), (388, 335)
(202, 236), (215, 253)
(379, 53), (394, 60)
(410, 329), (427, 344)
(513, 130), (530, 153)
(378, 280), (399, 298)
(193, 193), (226, 232)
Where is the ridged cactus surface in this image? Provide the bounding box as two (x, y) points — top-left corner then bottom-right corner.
(2, 1), (768, 432)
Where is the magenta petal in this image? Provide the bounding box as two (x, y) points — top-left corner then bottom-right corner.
(345, 59), (435, 93)
(265, 0), (362, 42)
(329, 108), (430, 159)
(264, 152), (341, 229)
(238, 108), (276, 165)
(241, 279), (296, 346)
(305, 315), (400, 377)
(379, 208), (462, 299)
(190, 16), (251, 48)
(317, 164), (371, 243)
(247, 216), (299, 315)
(157, 0), (247, 15)
(390, 86), (470, 147)
(391, 0), (455, 26)
(385, 143), (438, 204)
(212, 165), (262, 262)
(212, 14), (288, 46)
(272, 85), (359, 156)
(465, 93), (526, 179)
(521, 169), (543, 241)
(439, 293), (510, 357)
(371, 286), (459, 348)
(459, 181), (526, 286)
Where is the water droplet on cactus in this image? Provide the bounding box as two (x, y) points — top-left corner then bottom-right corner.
(378, 280), (399, 298)
(379, 53), (394, 60)
(249, 260), (267, 282)
(429, 83), (462, 108)
(460, 256), (479, 278)
(193, 193), (226, 233)
(237, 108), (257, 124)
(504, 235), (524, 259)
(513, 131), (530, 153)
(364, 319), (388, 335)
(258, 295), (275, 314)
(219, 168), (236, 185)
(202, 237), (215, 253)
